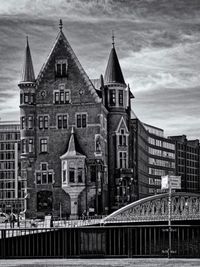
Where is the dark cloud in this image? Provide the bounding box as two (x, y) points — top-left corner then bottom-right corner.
(0, 0), (200, 139)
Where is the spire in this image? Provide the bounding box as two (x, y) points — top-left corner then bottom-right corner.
(60, 128), (84, 159)
(59, 19), (63, 31)
(21, 36), (35, 82)
(104, 37), (125, 85)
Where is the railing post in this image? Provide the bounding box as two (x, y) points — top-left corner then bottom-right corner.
(1, 229), (6, 259)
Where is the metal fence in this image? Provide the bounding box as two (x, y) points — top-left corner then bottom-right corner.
(0, 224), (200, 259)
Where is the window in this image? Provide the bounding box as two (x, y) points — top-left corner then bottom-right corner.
(57, 114), (68, 129)
(22, 139), (26, 153)
(119, 90), (123, 106)
(78, 168), (83, 183)
(28, 116), (34, 129)
(110, 89), (116, 106)
(38, 116), (48, 129)
(69, 168), (75, 183)
(54, 89), (71, 104)
(119, 152), (127, 169)
(63, 170), (66, 183)
(119, 129), (127, 146)
(76, 113), (87, 128)
(55, 59), (68, 77)
(24, 94), (29, 103)
(40, 139), (48, 153)
(28, 139), (34, 153)
(21, 117), (26, 129)
(90, 165), (96, 182)
(36, 164), (54, 185)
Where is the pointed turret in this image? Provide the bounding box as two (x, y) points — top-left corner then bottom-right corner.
(60, 127), (84, 159)
(104, 36), (125, 85)
(21, 37), (35, 83)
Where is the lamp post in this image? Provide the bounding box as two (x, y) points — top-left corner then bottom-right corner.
(168, 180), (172, 259)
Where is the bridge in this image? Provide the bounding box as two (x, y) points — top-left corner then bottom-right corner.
(102, 192), (200, 224)
(0, 192), (200, 259)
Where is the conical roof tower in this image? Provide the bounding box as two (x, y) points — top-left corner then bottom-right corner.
(20, 37), (35, 84)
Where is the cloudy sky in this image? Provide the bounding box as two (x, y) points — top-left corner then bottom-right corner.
(0, 0), (200, 139)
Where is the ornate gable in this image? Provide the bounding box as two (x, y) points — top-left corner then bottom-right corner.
(36, 24), (101, 104)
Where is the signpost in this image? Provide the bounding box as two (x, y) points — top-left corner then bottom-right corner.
(161, 175), (181, 258)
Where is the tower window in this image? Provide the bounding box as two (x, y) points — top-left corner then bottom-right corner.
(119, 90), (123, 106)
(78, 168), (83, 183)
(24, 94), (29, 104)
(119, 129), (127, 146)
(76, 113), (87, 128)
(28, 116), (34, 129)
(21, 117), (26, 129)
(119, 152), (127, 169)
(110, 89), (116, 106)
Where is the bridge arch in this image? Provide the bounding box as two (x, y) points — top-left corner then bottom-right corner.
(103, 192), (200, 224)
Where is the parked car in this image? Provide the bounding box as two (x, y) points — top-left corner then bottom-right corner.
(0, 212), (9, 223)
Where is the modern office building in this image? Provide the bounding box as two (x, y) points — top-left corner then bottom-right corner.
(131, 118), (175, 198)
(169, 135), (200, 193)
(0, 121), (25, 213)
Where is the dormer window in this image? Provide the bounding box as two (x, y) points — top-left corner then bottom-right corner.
(55, 59), (68, 77)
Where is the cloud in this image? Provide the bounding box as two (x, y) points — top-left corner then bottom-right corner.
(0, 0), (200, 139)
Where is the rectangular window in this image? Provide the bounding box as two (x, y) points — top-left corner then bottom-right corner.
(21, 117), (26, 129)
(44, 116), (48, 129)
(40, 139), (48, 153)
(48, 173), (53, 183)
(39, 116), (43, 129)
(56, 64), (61, 76)
(77, 114), (82, 128)
(24, 94), (29, 103)
(60, 91), (64, 104)
(42, 173), (47, 184)
(65, 91), (70, 103)
(63, 115), (68, 129)
(62, 63), (67, 76)
(69, 168), (75, 183)
(76, 114), (87, 128)
(28, 139), (34, 153)
(90, 165), (96, 182)
(57, 115), (62, 129)
(36, 173), (41, 184)
(119, 152), (127, 168)
(28, 116), (33, 129)
(22, 139), (26, 153)
(55, 92), (59, 104)
(63, 170), (66, 183)
(119, 90), (123, 106)
(110, 90), (116, 106)
(78, 168), (83, 183)
(41, 163), (47, 171)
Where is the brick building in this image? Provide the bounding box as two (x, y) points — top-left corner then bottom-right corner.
(18, 21), (136, 218)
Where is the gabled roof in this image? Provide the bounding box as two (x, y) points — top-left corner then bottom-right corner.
(36, 27), (101, 103)
(104, 46), (125, 85)
(21, 37), (35, 83)
(116, 116), (129, 133)
(60, 128), (85, 159)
